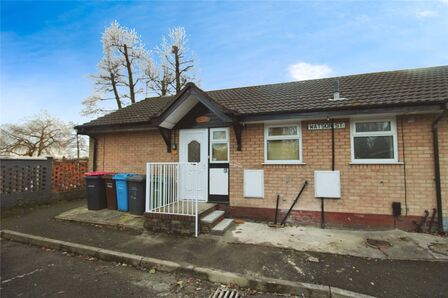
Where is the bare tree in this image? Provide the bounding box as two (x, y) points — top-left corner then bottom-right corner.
(83, 21), (148, 116)
(0, 112), (78, 158)
(104, 20), (147, 104)
(81, 53), (124, 116)
(96, 51), (124, 109)
(66, 133), (89, 160)
(161, 27), (196, 94)
(81, 95), (111, 117)
(143, 54), (174, 97)
(84, 24), (198, 113)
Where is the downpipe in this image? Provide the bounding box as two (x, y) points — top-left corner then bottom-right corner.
(432, 103), (448, 233)
(321, 119), (336, 229)
(90, 135), (98, 172)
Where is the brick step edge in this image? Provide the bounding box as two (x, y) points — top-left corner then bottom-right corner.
(201, 214), (225, 234)
(198, 204), (219, 219)
(0, 229), (375, 298)
(211, 218), (235, 236)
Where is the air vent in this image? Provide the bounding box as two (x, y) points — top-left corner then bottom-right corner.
(328, 79), (348, 101)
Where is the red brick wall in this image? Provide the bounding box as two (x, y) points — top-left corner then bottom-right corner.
(94, 130), (178, 174)
(228, 115), (447, 218)
(90, 113), (448, 228)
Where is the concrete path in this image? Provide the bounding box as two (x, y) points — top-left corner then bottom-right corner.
(55, 206), (145, 232)
(55, 205), (448, 261)
(2, 200), (448, 298)
(230, 222), (448, 261)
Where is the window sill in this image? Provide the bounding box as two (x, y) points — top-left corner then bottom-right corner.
(349, 161), (404, 165)
(263, 162), (306, 165)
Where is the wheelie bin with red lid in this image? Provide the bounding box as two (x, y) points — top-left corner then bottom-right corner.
(85, 171), (113, 210)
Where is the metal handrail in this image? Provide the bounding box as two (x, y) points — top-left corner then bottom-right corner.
(146, 162), (200, 237)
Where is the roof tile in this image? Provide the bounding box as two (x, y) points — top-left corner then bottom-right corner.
(78, 66), (448, 128)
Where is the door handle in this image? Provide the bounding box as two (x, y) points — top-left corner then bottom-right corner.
(224, 168), (228, 173)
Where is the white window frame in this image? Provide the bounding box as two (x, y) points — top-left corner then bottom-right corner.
(209, 127), (230, 163)
(264, 123), (303, 164)
(350, 118), (398, 164)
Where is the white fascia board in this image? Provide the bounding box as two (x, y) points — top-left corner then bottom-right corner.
(241, 107), (442, 125)
(159, 95), (198, 129)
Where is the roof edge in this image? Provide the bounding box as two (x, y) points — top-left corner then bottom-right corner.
(76, 101), (447, 135)
(236, 99), (448, 118)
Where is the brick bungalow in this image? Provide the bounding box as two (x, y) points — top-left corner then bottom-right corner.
(76, 66), (448, 232)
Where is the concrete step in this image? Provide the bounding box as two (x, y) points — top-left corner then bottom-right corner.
(211, 218), (234, 236)
(198, 203), (217, 218)
(201, 210), (225, 225)
(200, 210), (226, 234)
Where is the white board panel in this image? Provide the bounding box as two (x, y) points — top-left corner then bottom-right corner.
(244, 169), (264, 198)
(209, 168), (228, 195)
(314, 170), (341, 198)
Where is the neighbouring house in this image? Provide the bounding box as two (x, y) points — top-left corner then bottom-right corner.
(76, 66), (448, 233)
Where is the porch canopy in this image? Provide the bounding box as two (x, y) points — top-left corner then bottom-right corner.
(154, 83), (243, 152)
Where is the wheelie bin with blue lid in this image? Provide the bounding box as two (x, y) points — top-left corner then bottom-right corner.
(113, 173), (135, 211)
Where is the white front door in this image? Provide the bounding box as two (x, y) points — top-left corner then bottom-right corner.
(179, 129), (208, 201)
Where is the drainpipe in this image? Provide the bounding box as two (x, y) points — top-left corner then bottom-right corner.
(432, 103), (448, 233)
(90, 135), (98, 172)
(321, 119), (336, 229)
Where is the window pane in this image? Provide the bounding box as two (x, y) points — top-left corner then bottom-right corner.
(267, 139), (300, 160)
(211, 143), (228, 162)
(212, 130), (226, 140)
(268, 126), (297, 136)
(188, 141), (200, 162)
(355, 121), (391, 132)
(354, 136), (394, 159)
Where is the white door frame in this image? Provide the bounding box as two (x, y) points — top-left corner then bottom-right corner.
(179, 129), (209, 202)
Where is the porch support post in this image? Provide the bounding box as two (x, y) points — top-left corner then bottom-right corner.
(233, 121), (243, 151)
(158, 127), (172, 153)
